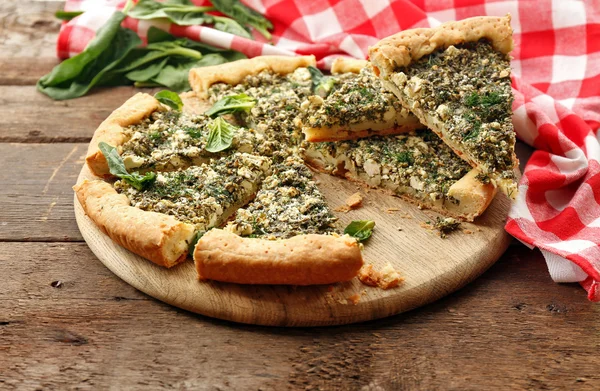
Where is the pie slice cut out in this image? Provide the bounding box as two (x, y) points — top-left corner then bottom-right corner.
(298, 58), (422, 142)
(225, 155), (339, 239)
(369, 15), (519, 198)
(303, 130), (496, 221)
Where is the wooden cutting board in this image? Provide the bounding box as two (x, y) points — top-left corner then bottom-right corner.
(75, 161), (511, 327)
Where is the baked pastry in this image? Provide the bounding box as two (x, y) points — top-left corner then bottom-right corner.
(369, 15), (519, 198)
(194, 229), (363, 285)
(298, 57), (422, 142)
(303, 130), (496, 221)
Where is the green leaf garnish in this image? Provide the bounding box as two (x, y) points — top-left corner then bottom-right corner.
(205, 93), (255, 118)
(98, 142), (156, 191)
(154, 90), (183, 111)
(188, 230), (206, 257)
(307, 66), (335, 98)
(344, 220), (375, 242)
(205, 117), (236, 153)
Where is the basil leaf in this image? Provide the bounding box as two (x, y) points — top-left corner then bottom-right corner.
(188, 230), (205, 257)
(37, 11), (142, 100)
(154, 90), (183, 111)
(205, 93), (255, 118)
(211, 0), (273, 39)
(205, 117), (236, 153)
(55, 10), (83, 21)
(307, 66), (335, 98)
(344, 220), (375, 242)
(98, 142), (156, 191)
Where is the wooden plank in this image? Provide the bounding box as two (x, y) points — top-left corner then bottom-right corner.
(0, 58), (60, 86)
(0, 143), (85, 241)
(0, 242), (598, 390)
(0, 86), (153, 143)
(0, 1), (62, 60)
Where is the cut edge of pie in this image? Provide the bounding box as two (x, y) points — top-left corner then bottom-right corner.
(303, 142), (496, 222)
(369, 15), (519, 199)
(299, 58), (422, 142)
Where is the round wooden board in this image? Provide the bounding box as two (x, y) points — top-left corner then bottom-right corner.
(75, 163), (511, 327)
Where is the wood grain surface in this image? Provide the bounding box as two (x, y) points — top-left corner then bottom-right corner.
(2, 1), (599, 389)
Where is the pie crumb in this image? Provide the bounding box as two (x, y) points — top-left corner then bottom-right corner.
(386, 207), (401, 214)
(379, 263), (404, 289)
(347, 293), (361, 305)
(463, 229), (474, 234)
(358, 263), (403, 290)
(346, 192), (363, 209)
(357, 264), (379, 287)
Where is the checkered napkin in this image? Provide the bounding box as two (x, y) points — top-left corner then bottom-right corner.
(57, 0), (600, 300)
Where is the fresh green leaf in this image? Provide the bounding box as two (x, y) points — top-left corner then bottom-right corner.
(163, 9), (210, 26)
(208, 15), (252, 39)
(315, 78), (336, 98)
(55, 10), (83, 21)
(37, 11), (142, 100)
(125, 57), (168, 82)
(205, 117), (236, 153)
(98, 142), (156, 191)
(129, 0), (213, 21)
(188, 230), (205, 257)
(210, 0), (273, 39)
(307, 65), (335, 97)
(154, 90), (183, 111)
(146, 27), (247, 59)
(205, 93), (255, 118)
(344, 220), (376, 242)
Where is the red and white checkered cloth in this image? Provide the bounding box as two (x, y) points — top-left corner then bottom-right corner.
(58, 0), (600, 300)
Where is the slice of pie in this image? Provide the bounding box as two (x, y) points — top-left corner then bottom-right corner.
(75, 152), (271, 267)
(298, 58), (422, 142)
(369, 15), (519, 198)
(303, 129), (496, 221)
(225, 155), (339, 238)
(85, 93), (276, 177)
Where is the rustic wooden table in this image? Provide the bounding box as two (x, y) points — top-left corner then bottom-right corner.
(1, 2), (598, 390)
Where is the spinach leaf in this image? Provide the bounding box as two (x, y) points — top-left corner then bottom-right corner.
(98, 142), (156, 191)
(125, 57), (168, 81)
(344, 220), (375, 242)
(205, 93), (255, 118)
(37, 10), (142, 100)
(163, 9), (211, 26)
(211, 0), (273, 39)
(129, 0), (213, 21)
(55, 10), (83, 21)
(208, 15), (252, 39)
(151, 54), (233, 92)
(154, 90), (183, 111)
(205, 117), (236, 153)
(307, 66), (335, 98)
